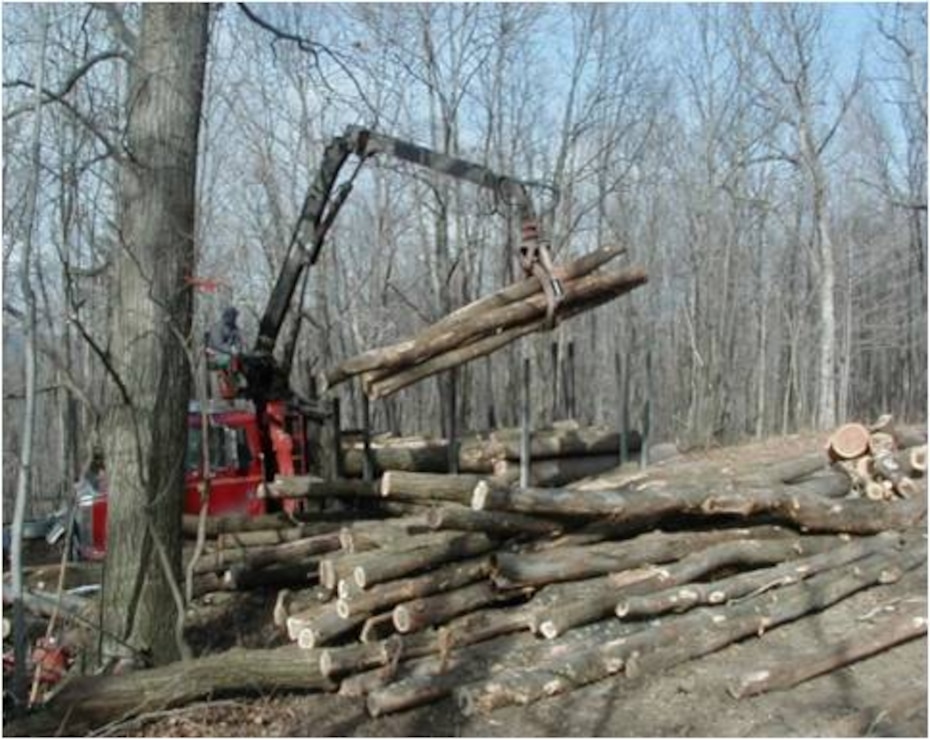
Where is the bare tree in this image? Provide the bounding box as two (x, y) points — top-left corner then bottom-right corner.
(98, 3), (208, 668)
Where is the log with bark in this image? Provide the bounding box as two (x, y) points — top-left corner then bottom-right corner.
(730, 596), (927, 698)
(336, 556), (490, 619)
(189, 531), (342, 575)
(380, 471), (486, 506)
(615, 532), (902, 620)
(353, 533), (495, 589)
(474, 473), (925, 534)
(392, 580), (525, 634)
(364, 268), (648, 399)
(534, 533), (847, 639)
(41, 645), (334, 734)
(262, 476), (381, 502)
(453, 537), (926, 716)
(321, 245), (628, 391)
(340, 425), (643, 478)
(490, 525), (794, 589)
(425, 505), (563, 538)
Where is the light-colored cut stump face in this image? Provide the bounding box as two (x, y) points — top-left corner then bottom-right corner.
(828, 423), (870, 460)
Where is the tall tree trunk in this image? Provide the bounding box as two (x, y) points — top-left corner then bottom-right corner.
(100, 4), (209, 668)
(9, 6), (49, 708)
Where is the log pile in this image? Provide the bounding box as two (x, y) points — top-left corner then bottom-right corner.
(26, 419), (928, 732)
(258, 417), (927, 719)
(319, 246), (647, 399)
(331, 422), (644, 482)
(827, 415), (926, 500)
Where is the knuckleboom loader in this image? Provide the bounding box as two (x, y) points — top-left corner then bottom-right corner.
(73, 126), (561, 559)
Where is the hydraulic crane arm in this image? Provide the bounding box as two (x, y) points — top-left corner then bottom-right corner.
(251, 125), (563, 399)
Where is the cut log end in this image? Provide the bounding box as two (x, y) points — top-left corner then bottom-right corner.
(354, 566), (368, 589)
(336, 599), (351, 620)
(910, 446), (927, 474)
(319, 650), (334, 678)
(472, 481), (490, 511)
(297, 628), (316, 650)
(380, 472), (393, 497)
(393, 605), (412, 633)
(538, 620), (560, 640)
(828, 424), (871, 461)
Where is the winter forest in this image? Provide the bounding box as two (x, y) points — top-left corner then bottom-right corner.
(3, 3), (927, 517)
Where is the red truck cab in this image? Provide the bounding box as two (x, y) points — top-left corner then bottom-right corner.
(74, 400), (310, 560)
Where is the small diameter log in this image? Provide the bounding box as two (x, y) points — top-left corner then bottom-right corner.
(323, 245), (626, 390)
(616, 532), (901, 620)
(474, 476), (925, 535)
(827, 423), (871, 461)
(321, 605), (531, 681)
(537, 534), (843, 639)
(336, 556), (490, 619)
(216, 524), (338, 549)
(871, 449), (917, 498)
(380, 471), (485, 506)
(342, 438), (496, 477)
(353, 533), (494, 589)
(425, 505), (563, 538)
(392, 581), (520, 634)
(491, 525), (792, 589)
(264, 476), (380, 502)
(455, 540), (926, 716)
(337, 515), (432, 553)
(290, 606), (366, 649)
(319, 529), (457, 590)
(191, 531), (342, 575)
(47, 645), (334, 733)
(731, 599), (927, 698)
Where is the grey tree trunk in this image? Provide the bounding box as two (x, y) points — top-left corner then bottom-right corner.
(100, 3), (209, 668)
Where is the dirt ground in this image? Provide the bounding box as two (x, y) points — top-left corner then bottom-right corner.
(9, 431), (929, 737)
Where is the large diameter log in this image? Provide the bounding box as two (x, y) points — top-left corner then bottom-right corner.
(454, 539), (926, 717)
(366, 272), (648, 400)
(731, 599), (928, 698)
(44, 645), (334, 733)
(353, 533), (495, 589)
(342, 439), (496, 476)
(380, 471), (484, 506)
(337, 556), (489, 619)
(322, 245), (626, 390)
(827, 423), (871, 461)
(491, 525), (792, 588)
(473, 476), (925, 534)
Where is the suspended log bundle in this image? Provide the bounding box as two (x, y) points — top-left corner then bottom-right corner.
(29, 419), (927, 733)
(319, 246), (646, 399)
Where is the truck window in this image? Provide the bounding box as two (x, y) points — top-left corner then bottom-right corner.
(186, 425), (249, 472)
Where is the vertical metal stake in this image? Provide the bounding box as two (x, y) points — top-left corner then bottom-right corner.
(640, 348), (652, 469)
(520, 357), (531, 488)
(361, 389), (373, 483)
(618, 351), (630, 466)
(448, 368), (459, 474)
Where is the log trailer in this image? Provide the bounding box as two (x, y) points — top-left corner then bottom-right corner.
(72, 126), (562, 559)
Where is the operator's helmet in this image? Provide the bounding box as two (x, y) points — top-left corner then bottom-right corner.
(222, 306), (239, 325)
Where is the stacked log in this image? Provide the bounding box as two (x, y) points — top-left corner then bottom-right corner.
(30, 420), (927, 733)
(827, 416), (926, 500)
(319, 246), (647, 399)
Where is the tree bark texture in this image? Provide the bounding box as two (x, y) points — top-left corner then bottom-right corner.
(731, 596), (926, 698)
(100, 3), (209, 667)
(454, 538), (926, 716)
